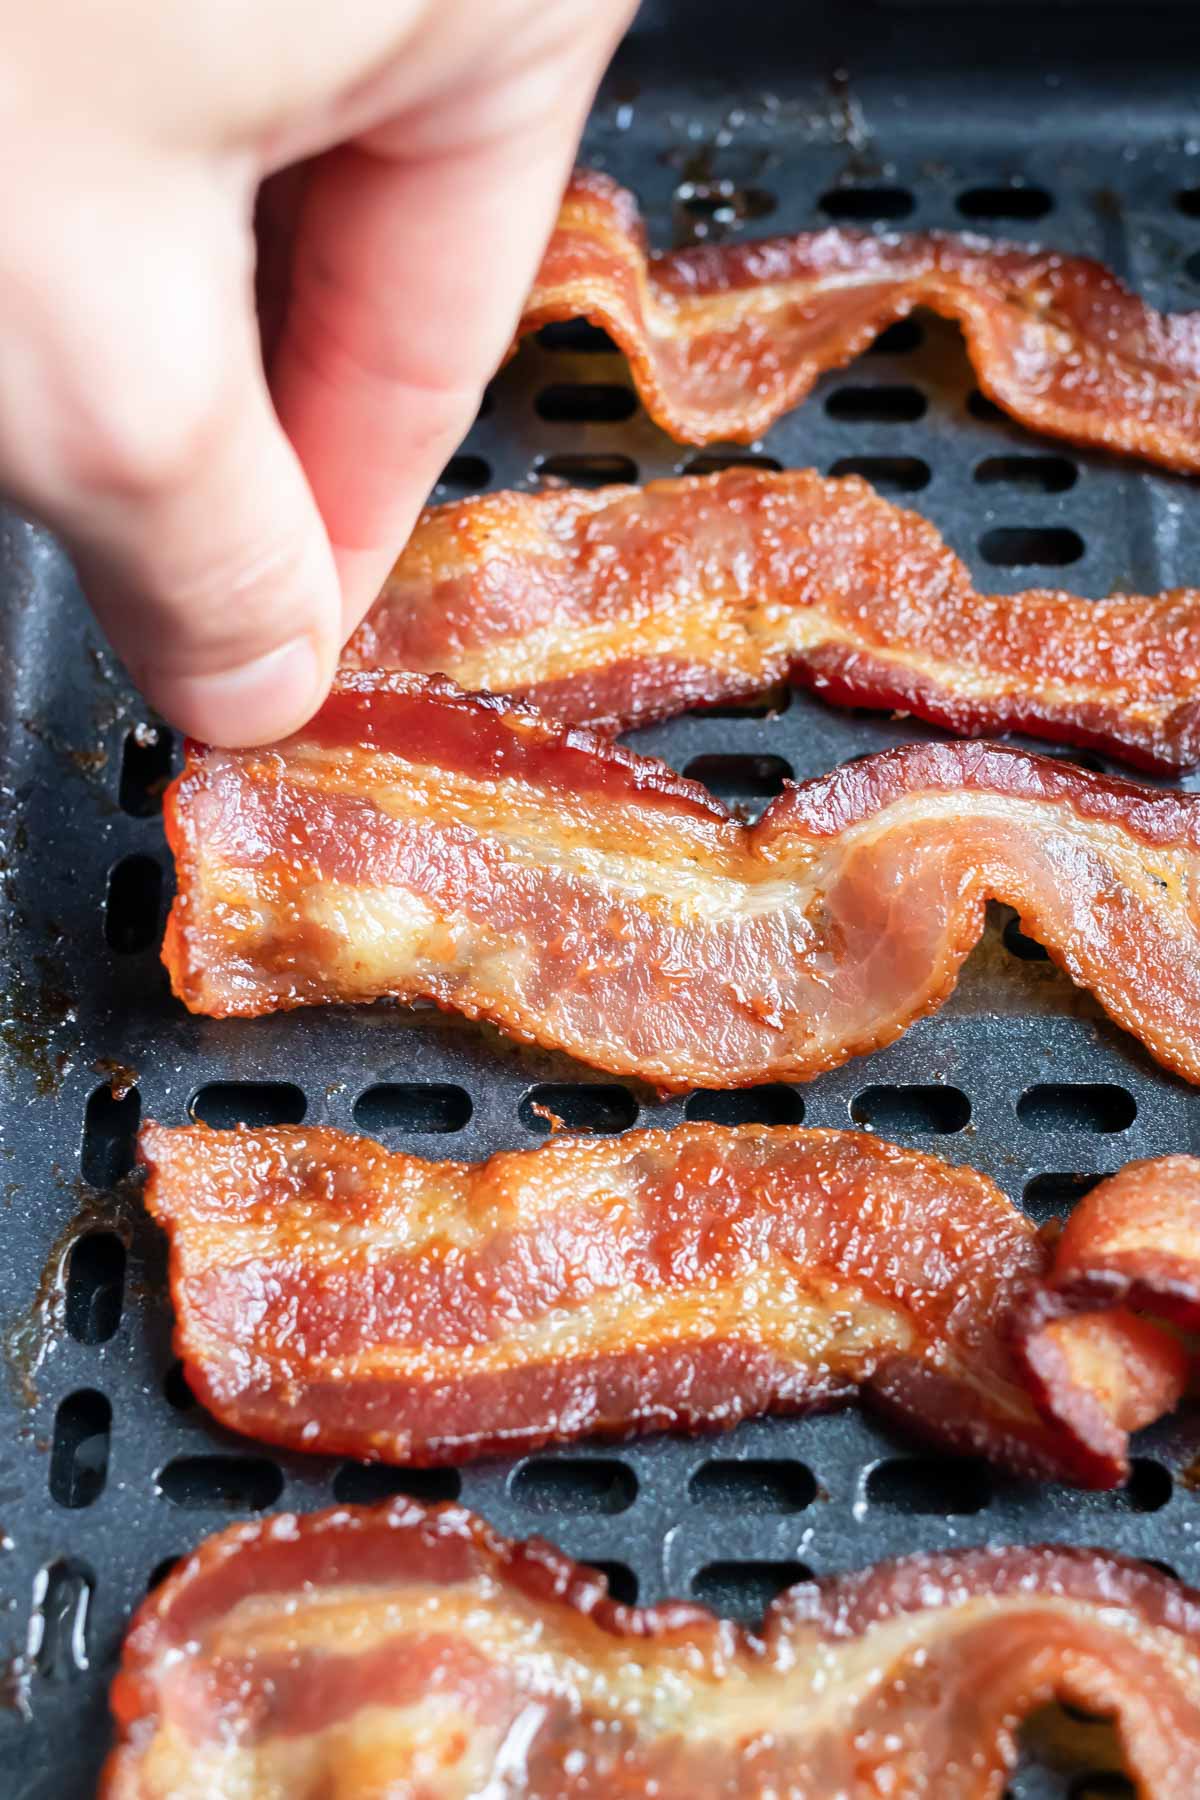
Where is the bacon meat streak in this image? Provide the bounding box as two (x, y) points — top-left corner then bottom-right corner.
(346, 469), (1200, 772)
(162, 672), (1200, 1089)
(140, 1122), (1196, 1486)
(518, 167), (1200, 470)
(102, 1501), (1200, 1799)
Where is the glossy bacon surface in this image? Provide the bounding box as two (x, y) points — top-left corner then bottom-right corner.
(162, 672), (1200, 1089)
(345, 468), (1200, 771)
(102, 1500), (1200, 1799)
(518, 167), (1200, 468)
(140, 1122), (1194, 1486)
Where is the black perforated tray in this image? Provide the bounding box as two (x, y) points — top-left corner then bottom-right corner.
(6, 3), (1200, 1794)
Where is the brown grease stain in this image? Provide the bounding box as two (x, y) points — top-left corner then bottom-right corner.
(0, 943), (78, 1098)
(2, 1183), (137, 1409)
(93, 1058), (139, 1101)
(1179, 1452), (1200, 1492)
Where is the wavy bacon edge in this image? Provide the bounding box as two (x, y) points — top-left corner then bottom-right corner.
(102, 1500), (1200, 1800)
(347, 469), (1200, 772)
(140, 1122), (1198, 1489)
(517, 167), (1200, 469)
(162, 672), (1200, 1090)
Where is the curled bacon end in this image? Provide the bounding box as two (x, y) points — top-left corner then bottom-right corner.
(519, 167), (1200, 470)
(140, 1122), (1193, 1488)
(1014, 1153), (1200, 1470)
(162, 671), (1200, 1090)
(102, 1499), (1200, 1800)
(346, 469), (1200, 772)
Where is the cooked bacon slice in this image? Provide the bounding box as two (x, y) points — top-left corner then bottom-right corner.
(344, 468), (1200, 771)
(162, 671), (1200, 1089)
(517, 167), (1200, 469)
(102, 1499), (1200, 1800)
(139, 1121), (1194, 1486)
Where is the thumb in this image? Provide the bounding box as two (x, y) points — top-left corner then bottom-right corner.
(0, 148), (342, 747)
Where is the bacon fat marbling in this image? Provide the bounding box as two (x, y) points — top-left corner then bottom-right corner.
(102, 1500), (1200, 1799)
(162, 671), (1200, 1089)
(517, 167), (1200, 468)
(345, 469), (1200, 772)
(140, 1122), (1196, 1486)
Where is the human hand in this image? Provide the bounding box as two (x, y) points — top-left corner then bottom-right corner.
(0, 0), (633, 743)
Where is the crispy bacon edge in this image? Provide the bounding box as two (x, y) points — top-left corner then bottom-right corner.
(139, 1122), (1196, 1488)
(516, 167), (1200, 469)
(101, 1500), (1200, 1800)
(161, 672), (1200, 1090)
(346, 469), (1200, 771)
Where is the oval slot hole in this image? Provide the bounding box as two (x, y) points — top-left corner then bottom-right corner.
(957, 185), (1052, 220)
(520, 1084), (637, 1135)
(825, 385), (926, 424)
(536, 452), (638, 488)
(692, 1561), (813, 1622)
(49, 1391), (111, 1509)
(157, 1455), (283, 1512)
(851, 1085), (970, 1134)
(685, 1086), (804, 1127)
(974, 454), (1077, 493)
(163, 1359), (196, 1411)
(511, 1458), (637, 1516)
(81, 1083), (141, 1188)
(979, 526), (1084, 568)
(865, 1456), (991, 1515)
(65, 1231), (126, 1344)
(436, 454), (490, 496)
(104, 855), (162, 954)
(1022, 1172), (1108, 1225)
(1103, 1459), (1173, 1513)
(829, 454), (931, 493)
(683, 451), (783, 476)
(333, 1465), (462, 1505)
(682, 753), (792, 799)
(1014, 1072), (1137, 1130)
(118, 726), (174, 817)
(1017, 1084), (1136, 1133)
(819, 186), (914, 221)
(587, 1561), (638, 1605)
(353, 1083), (472, 1135)
(535, 384), (637, 422)
(189, 1082), (306, 1128)
(689, 1459), (815, 1513)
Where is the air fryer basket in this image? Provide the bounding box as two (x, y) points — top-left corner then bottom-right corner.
(5, 3), (1200, 1793)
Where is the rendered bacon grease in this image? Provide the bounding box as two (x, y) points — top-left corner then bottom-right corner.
(162, 672), (1200, 1089)
(102, 1500), (1200, 1799)
(345, 468), (1200, 772)
(518, 167), (1200, 469)
(140, 1122), (1195, 1485)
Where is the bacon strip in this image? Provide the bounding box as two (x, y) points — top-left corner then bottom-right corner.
(139, 1121), (1195, 1487)
(518, 167), (1200, 469)
(102, 1499), (1200, 1799)
(345, 468), (1200, 771)
(162, 671), (1200, 1089)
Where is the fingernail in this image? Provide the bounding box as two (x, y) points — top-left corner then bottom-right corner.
(147, 635), (326, 747)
